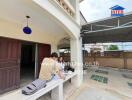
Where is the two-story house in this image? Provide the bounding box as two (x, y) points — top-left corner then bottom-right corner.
(0, 0), (83, 94)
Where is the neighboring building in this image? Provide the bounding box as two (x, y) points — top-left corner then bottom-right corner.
(90, 48), (102, 53)
(84, 44), (105, 53)
(0, 0), (83, 94)
(80, 11), (87, 25)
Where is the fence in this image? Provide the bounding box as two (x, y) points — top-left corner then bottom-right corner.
(84, 51), (132, 70)
(60, 51), (132, 70)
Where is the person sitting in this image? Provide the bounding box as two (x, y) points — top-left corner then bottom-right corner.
(58, 56), (65, 72)
(39, 52), (65, 82)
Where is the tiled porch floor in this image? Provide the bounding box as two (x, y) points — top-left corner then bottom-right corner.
(1, 67), (132, 100)
(68, 67), (132, 100)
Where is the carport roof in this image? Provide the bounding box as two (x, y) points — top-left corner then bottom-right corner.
(81, 12), (132, 44)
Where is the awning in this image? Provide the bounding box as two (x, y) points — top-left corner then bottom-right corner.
(81, 12), (132, 44)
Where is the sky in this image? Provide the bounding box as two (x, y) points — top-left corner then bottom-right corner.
(80, 0), (132, 22)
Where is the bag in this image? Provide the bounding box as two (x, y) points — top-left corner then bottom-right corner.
(64, 66), (75, 72)
(22, 79), (46, 95)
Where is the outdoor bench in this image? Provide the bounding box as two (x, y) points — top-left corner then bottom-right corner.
(0, 72), (78, 100)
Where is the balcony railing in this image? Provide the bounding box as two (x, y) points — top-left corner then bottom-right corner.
(54, 0), (75, 17)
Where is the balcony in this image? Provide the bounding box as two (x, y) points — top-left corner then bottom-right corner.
(33, 0), (80, 38)
(54, 0), (75, 17)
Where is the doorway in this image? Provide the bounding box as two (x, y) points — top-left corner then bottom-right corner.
(20, 42), (35, 86)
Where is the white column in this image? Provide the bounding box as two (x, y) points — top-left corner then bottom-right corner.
(51, 43), (59, 54)
(70, 37), (83, 86)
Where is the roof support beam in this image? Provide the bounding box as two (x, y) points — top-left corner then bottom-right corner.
(91, 24), (93, 31)
(94, 24), (115, 28)
(83, 24), (132, 34)
(117, 18), (120, 27)
(121, 21), (132, 26)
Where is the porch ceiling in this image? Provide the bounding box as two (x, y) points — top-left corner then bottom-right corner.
(0, 0), (69, 40)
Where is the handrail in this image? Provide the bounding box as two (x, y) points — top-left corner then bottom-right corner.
(55, 0), (75, 17)
(63, 0), (75, 13)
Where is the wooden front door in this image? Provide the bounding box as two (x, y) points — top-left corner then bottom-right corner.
(0, 38), (21, 94)
(37, 44), (51, 77)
